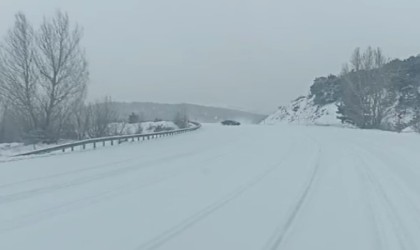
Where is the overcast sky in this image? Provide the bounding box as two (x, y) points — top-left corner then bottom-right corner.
(0, 0), (419, 114)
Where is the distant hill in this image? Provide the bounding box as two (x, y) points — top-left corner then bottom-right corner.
(112, 102), (266, 124)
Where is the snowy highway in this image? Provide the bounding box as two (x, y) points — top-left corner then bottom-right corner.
(1, 124), (420, 250)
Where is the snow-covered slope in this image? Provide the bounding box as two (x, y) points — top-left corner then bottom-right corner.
(0, 124), (420, 250)
(262, 94), (417, 130)
(262, 96), (342, 126)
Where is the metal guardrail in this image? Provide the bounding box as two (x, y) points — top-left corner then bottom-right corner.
(15, 122), (201, 157)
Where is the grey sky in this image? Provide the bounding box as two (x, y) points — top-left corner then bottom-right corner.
(1, 0), (419, 114)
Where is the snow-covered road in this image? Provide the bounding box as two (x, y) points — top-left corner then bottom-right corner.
(1, 124), (420, 250)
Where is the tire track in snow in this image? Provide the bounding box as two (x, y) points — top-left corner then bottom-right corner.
(0, 132), (262, 235)
(0, 142), (246, 205)
(0, 157), (150, 189)
(0, 133), (246, 190)
(350, 155), (383, 250)
(0, 152), (198, 205)
(357, 159), (409, 250)
(0, 149), (236, 233)
(134, 154), (295, 250)
(262, 148), (322, 250)
(0, 167), (185, 233)
(0, 134), (258, 232)
(351, 147), (417, 250)
(353, 143), (420, 223)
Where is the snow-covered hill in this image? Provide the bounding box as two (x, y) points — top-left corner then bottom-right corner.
(262, 94), (417, 130)
(261, 96), (342, 126)
(263, 55), (420, 130)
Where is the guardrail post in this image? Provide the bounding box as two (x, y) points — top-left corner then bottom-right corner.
(93, 142), (96, 149)
(83, 144), (86, 150)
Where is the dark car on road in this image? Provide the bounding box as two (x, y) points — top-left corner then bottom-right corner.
(221, 120), (241, 126)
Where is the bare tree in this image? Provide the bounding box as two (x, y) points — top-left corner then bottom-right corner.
(338, 47), (395, 129)
(36, 11), (88, 139)
(71, 101), (90, 140)
(0, 100), (7, 142)
(0, 13), (39, 131)
(86, 97), (117, 138)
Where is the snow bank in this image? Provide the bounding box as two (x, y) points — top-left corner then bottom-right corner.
(0, 140), (74, 160)
(262, 96), (342, 126)
(108, 121), (179, 135)
(0, 121), (179, 159)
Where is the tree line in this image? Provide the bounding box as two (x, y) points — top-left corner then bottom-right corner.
(0, 11), (189, 144)
(310, 47), (420, 131)
(0, 11), (91, 143)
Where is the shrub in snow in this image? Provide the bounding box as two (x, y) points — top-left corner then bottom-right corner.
(128, 112), (140, 124)
(153, 125), (173, 132)
(173, 112), (189, 129)
(23, 129), (47, 146)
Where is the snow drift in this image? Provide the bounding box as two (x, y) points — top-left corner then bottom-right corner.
(261, 96), (342, 126)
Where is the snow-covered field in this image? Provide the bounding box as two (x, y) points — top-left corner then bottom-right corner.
(0, 124), (419, 250)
